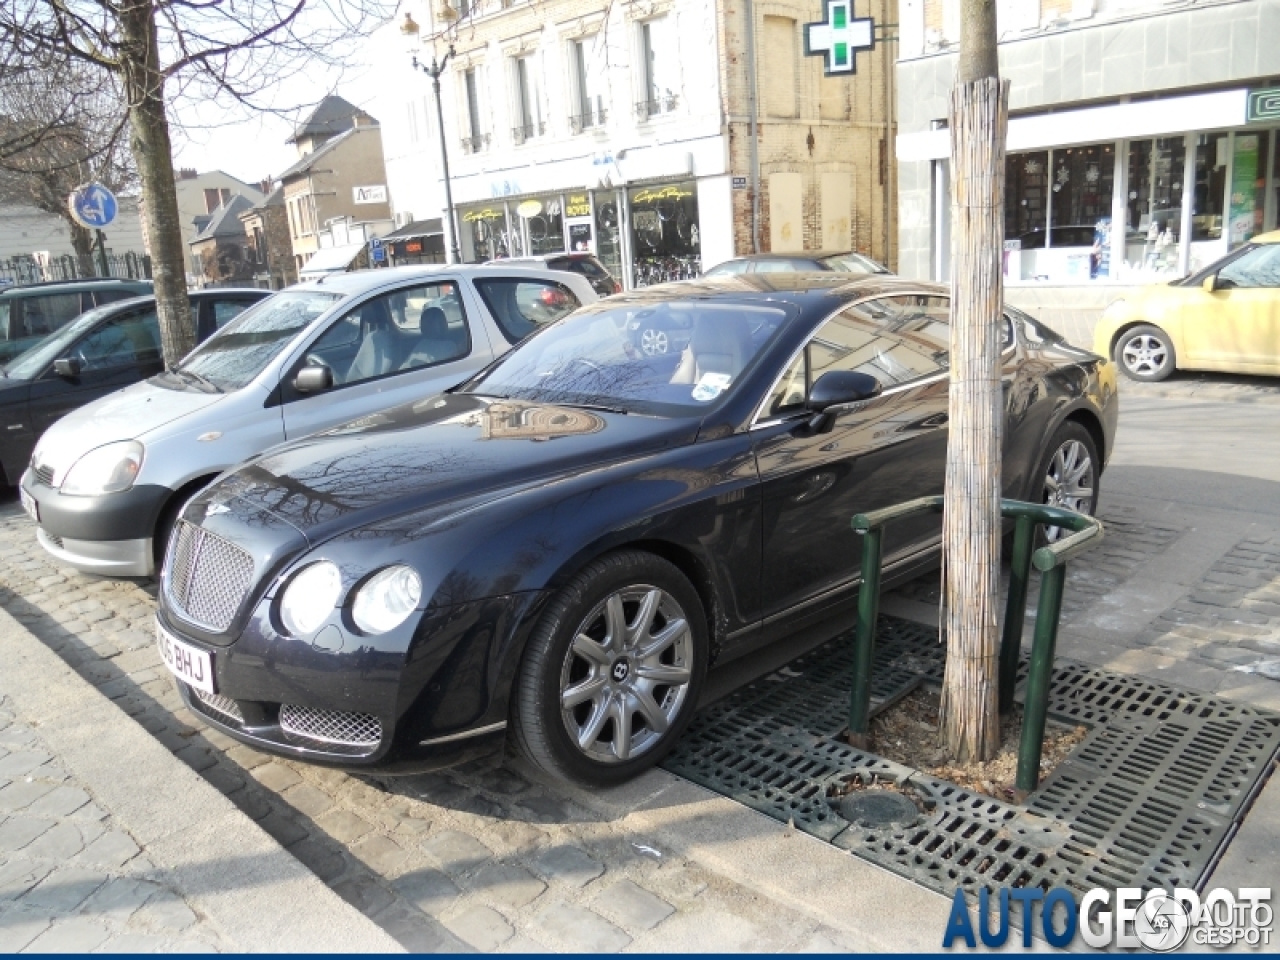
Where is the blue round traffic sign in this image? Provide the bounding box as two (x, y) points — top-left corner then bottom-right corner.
(68, 184), (118, 229)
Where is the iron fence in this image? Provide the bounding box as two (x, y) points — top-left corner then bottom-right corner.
(0, 253), (153, 287)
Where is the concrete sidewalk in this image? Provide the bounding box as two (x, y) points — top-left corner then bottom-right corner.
(0, 604), (403, 953)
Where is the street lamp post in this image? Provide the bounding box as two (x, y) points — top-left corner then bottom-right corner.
(402, 13), (462, 264)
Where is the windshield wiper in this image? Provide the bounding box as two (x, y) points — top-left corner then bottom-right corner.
(556, 401), (629, 415)
(174, 369), (222, 393)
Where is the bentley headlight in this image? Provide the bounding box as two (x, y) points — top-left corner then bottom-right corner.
(352, 565), (421, 635)
(279, 561), (342, 637)
(61, 441), (144, 496)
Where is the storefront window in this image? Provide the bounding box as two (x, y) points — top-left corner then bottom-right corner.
(628, 181), (701, 286)
(517, 196), (565, 256)
(1192, 133), (1227, 242)
(1228, 132), (1269, 245)
(593, 190), (624, 282)
(1004, 150), (1048, 245)
(1126, 137), (1185, 278)
(1050, 144), (1114, 247)
(461, 204), (511, 262)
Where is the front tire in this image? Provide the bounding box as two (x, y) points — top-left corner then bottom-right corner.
(1114, 324), (1176, 381)
(511, 550), (707, 787)
(1034, 421), (1100, 543)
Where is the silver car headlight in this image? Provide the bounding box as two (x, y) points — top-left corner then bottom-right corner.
(61, 441), (144, 496)
(279, 561), (342, 637)
(352, 565), (421, 635)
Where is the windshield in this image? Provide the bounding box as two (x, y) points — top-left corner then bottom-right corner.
(169, 291), (341, 391)
(461, 298), (792, 417)
(819, 253), (888, 275)
(1, 302), (125, 380)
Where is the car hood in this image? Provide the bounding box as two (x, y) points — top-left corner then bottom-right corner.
(208, 393), (700, 545)
(32, 378), (226, 478)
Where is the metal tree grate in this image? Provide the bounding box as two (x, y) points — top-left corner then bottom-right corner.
(663, 615), (1280, 900)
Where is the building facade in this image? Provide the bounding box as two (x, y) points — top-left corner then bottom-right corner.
(387, 0), (895, 287)
(279, 96), (394, 276)
(896, 0), (1280, 317)
(188, 194), (258, 287)
(238, 187), (298, 289)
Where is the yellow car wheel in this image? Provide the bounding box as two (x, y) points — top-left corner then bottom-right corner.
(1113, 323), (1176, 383)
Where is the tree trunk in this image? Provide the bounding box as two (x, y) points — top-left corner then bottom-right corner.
(119, 0), (193, 367)
(67, 220), (96, 278)
(938, 0), (1009, 763)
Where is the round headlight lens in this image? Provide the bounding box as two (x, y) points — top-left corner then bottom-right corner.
(352, 565), (421, 635)
(61, 441), (144, 496)
(279, 561), (342, 637)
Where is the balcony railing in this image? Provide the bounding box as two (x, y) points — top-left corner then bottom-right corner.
(511, 121), (545, 144)
(635, 93), (679, 120)
(461, 133), (490, 154)
(569, 106), (608, 134)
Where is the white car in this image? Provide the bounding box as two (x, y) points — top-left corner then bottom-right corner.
(20, 264), (598, 576)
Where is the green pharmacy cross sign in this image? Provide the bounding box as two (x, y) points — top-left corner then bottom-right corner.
(804, 0), (874, 76)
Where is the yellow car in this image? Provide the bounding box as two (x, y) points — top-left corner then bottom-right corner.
(1094, 229), (1280, 381)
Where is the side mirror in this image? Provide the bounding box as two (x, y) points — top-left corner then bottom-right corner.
(1202, 274), (1218, 293)
(805, 370), (882, 433)
(293, 364), (333, 394)
(54, 357), (82, 377)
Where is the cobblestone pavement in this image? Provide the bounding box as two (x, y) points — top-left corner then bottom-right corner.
(0, 698), (225, 953)
(0, 501), (862, 952)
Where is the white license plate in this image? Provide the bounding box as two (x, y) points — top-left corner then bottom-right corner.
(19, 487), (38, 523)
(156, 620), (216, 695)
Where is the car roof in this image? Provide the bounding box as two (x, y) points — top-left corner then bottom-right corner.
(0, 278), (152, 297)
(725, 251), (858, 261)
(607, 272), (943, 303)
(290, 264), (596, 295)
(1253, 230), (1280, 245)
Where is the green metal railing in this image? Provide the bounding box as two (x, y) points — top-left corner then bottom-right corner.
(848, 496), (1104, 795)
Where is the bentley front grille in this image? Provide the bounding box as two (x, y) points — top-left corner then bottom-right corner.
(279, 704), (382, 755)
(165, 521), (255, 632)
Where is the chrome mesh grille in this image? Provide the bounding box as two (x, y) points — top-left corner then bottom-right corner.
(192, 687), (244, 724)
(279, 704), (382, 754)
(164, 521), (255, 632)
(33, 464), (54, 487)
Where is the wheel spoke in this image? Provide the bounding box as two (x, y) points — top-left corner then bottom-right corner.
(637, 617), (687, 661)
(572, 632), (609, 666)
(636, 662), (692, 685)
(629, 588), (662, 647)
(609, 695), (632, 760)
(629, 689), (669, 734)
(576, 693), (612, 750)
(562, 675), (606, 710)
(603, 594), (626, 652)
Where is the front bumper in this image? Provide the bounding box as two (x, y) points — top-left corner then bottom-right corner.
(155, 589), (543, 773)
(21, 470), (170, 576)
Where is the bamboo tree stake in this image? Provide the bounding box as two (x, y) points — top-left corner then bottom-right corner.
(939, 69), (1011, 763)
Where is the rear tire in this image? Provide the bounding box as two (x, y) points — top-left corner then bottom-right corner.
(511, 550), (707, 787)
(1113, 324), (1175, 382)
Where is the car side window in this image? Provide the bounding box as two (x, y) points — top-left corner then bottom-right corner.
(212, 300), (252, 329)
(75, 310), (161, 370)
(808, 297), (950, 388)
(93, 288), (141, 307)
(1217, 245), (1280, 289)
(473, 278), (583, 345)
(753, 260), (815, 273)
(764, 351), (808, 416)
(706, 260), (749, 276)
(24, 293), (83, 337)
(305, 281), (470, 389)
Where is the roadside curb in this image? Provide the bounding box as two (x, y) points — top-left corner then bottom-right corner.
(0, 605), (404, 953)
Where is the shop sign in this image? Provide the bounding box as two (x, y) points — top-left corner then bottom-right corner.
(463, 208), (504, 222)
(1228, 135), (1260, 244)
(632, 185), (693, 204)
(732, 177), (748, 190)
(569, 223), (593, 252)
(566, 193), (591, 217)
(1246, 88), (1280, 124)
(803, 0), (874, 77)
(353, 185), (388, 204)
(516, 199), (543, 218)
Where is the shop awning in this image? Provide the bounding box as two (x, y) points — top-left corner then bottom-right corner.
(299, 242), (365, 277)
(897, 87), (1250, 162)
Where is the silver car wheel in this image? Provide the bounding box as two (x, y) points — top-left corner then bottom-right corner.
(640, 327), (669, 356)
(559, 585), (692, 764)
(1120, 333), (1168, 377)
(1042, 438), (1095, 542)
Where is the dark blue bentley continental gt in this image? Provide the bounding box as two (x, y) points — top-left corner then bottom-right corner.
(154, 274), (1117, 786)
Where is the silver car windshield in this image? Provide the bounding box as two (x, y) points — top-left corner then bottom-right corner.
(462, 298), (791, 417)
(171, 291), (342, 392)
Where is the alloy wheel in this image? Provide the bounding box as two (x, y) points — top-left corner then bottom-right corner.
(559, 585), (693, 763)
(1120, 333), (1168, 378)
(1042, 439), (1095, 542)
(639, 327), (669, 356)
